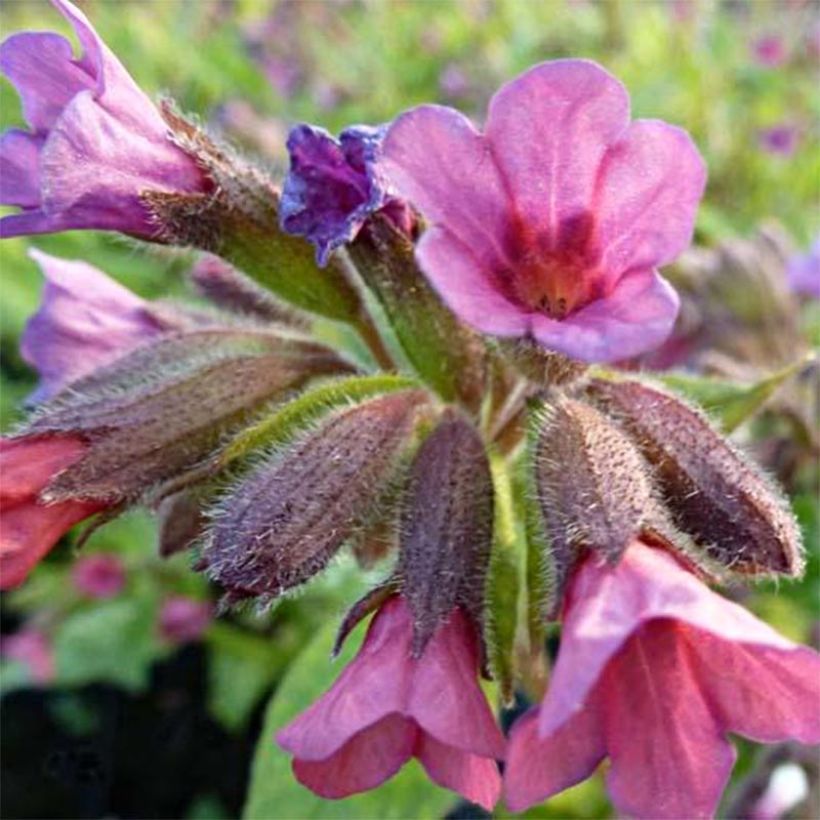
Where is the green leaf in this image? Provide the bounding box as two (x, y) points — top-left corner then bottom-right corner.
(243, 617), (456, 820)
(53, 597), (161, 693)
(219, 373), (420, 465)
(654, 354), (813, 432)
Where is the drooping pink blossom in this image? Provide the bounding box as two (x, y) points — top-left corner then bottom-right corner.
(22, 250), (167, 403)
(0, 436), (105, 589)
(0, 0), (210, 239)
(158, 597), (213, 644)
(71, 554), (126, 599)
(504, 541), (820, 819)
(277, 596), (504, 809)
(0, 628), (55, 684)
(381, 59), (706, 362)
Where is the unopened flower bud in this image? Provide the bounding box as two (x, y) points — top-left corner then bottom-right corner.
(159, 596), (213, 644)
(589, 379), (803, 576)
(71, 554), (126, 599)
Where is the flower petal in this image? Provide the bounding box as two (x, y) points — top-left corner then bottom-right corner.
(414, 226), (528, 336)
(603, 622), (736, 820)
(0, 31), (94, 132)
(381, 104), (512, 271)
(0, 435), (88, 502)
(416, 732), (501, 811)
(22, 249), (162, 402)
(594, 119), (707, 280)
(485, 59), (629, 245)
(539, 540), (797, 737)
(291, 714), (416, 799)
(409, 608), (506, 759)
(276, 597), (413, 760)
(504, 707), (605, 813)
(529, 268), (679, 362)
(0, 129), (43, 208)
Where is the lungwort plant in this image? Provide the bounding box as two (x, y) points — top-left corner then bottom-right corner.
(1, 2), (818, 817)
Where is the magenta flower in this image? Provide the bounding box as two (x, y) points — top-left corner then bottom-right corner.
(22, 250), (167, 402)
(71, 554), (126, 599)
(381, 59), (707, 362)
(0, 0), (209, 239)
(758, 124), (800, 156)
(277, 596), (504, 809)
(280, 123), (412, 265)
(158, 597), (213, 644)
(504, 541), (820, 819)
(751, 34), (788, 68)
(787, 237), (820, 299)
(0, 628), (55, 684)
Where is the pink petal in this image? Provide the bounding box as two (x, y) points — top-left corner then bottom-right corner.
(603, 622), (736, 820)
(409, 608), (506, 759)
(485, 59), (629, 245)
(0, 435), (87, 501)
(0, 211), (63, 239)
(381, 104), (512, 272)
(276, 597), (413, 760)
(22, 249), (161, 401)
(415, 226), (528, 336)
(416, 732), (501, 811)
(594, 119), (707, 281)
(529, 268), (679, 362)
(0, 130), (43, 209)
(504, 707), (605, 813)
(292, 714), (416, 799)
(693, 634), (820, 745)
(0, 32), (94, 132)
(539, 541), (796, 737)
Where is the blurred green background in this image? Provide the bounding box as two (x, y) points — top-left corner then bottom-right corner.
(1, 1), (818, 818)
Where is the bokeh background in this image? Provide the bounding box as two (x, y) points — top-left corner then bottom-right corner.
(1, 1), (818, 818)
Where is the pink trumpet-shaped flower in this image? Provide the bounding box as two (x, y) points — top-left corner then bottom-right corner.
(381, 59), (706, 362)
(0, 0), (209, 239)
(504, 541), (820, 819)
(277, 596), (505, 809)
(22, 250), (167, 402)
(0, 436), (105, 589)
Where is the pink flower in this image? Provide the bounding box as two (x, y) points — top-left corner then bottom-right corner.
(22, 250), (167, 402)
(752, 34), (788, 68)
(158, 597), (213, 644)
(0, 628), (55, 684)
(276, 596), (505, 809)
(0, 0), (209, 239)
(0, 436), (105, 589)
(381, 59), (706, 362)
(504, 541), (820, 818)
(71, 554), (126, 599)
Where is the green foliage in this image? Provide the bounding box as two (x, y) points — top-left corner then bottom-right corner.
(243, 617), (456, 820)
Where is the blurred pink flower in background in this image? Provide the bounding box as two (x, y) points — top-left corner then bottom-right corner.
(159, 597), (213, 644)
(504, 541), (820, 819)
(751, 34), (788, 67)
(0, 629), (55, 684)
(277, 596), (504, 809)
(787, 238), (820, 298)
(382, 59), (706, 362)
(758, 124), (800, 156)
(71, 554), (126, 599)
(0, 0), (210, 239)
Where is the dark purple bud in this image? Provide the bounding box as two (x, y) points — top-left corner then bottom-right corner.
(203, 391), (426, 603)
(589, 379), (804, 576)
(398, 410), (494, 658)
(279, 123), (411, 265)
(26, 329), (350, 503)
(530, 396), (659, 612)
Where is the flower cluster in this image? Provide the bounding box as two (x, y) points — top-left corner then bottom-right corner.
(1, 3), (817, 818)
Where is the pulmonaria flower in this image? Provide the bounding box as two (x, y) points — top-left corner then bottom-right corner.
(0, 436), (105, 589)
(277, 596), (504, 809)
(0, 0), (210, 239)
(158, 597), (213, 644)
(0, 628), (55, 684)
(381, 59), (706, 362)
(787, 237), (820, 298)
(22, 250), (168, 402)
(504, 541), (820, 819)
(71, 554), (126, 599)
(280, 123), (413, 265)
(758, 124), (800, 156)
(751, 34), (788, 68)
